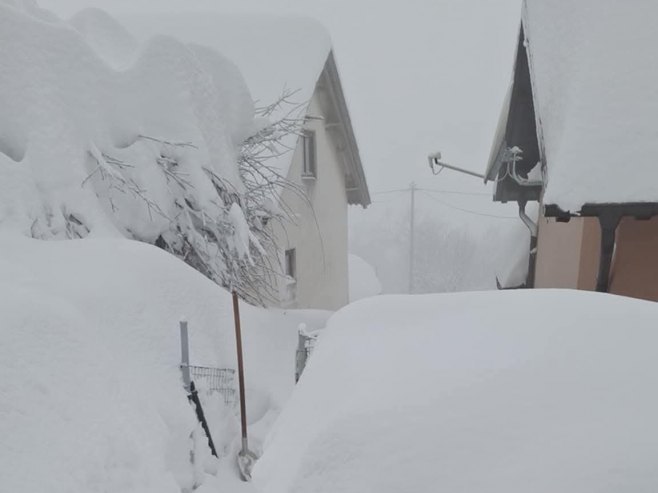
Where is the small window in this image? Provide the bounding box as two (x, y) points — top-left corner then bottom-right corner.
(285, 248), (297, 280)
(302, 130), (317, 179)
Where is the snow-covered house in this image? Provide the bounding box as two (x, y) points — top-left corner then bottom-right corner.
(484, 0), (658, 301)
(124, 15), (370, 310)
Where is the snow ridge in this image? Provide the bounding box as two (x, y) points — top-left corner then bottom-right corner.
(0, 2), (256, 241)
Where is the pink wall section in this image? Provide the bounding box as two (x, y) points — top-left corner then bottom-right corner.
(535, 216), (584, 289)
(535, 213), (658, 301)
(610, 217), (658, 301)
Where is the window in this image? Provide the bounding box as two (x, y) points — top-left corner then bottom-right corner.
(301, 130), (317, 179)
(285, 248), (297, 280)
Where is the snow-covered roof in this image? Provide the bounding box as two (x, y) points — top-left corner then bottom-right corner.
(529, 0), (658, 211)
(488, 1), (658, 213)
(120, 13), (370, 206)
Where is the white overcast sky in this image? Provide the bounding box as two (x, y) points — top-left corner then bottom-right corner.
(40, 0), (522, 219)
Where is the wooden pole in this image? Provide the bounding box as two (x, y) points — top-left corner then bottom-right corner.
(409, 182), (416, 294)
(232, 291), (249, 454)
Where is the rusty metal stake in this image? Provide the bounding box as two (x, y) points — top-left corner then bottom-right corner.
(232, 290), (257, 480)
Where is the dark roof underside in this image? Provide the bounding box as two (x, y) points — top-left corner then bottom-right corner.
(485, 25), (541, 204)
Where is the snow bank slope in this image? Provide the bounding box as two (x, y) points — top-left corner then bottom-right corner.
(0, 2), (253, 240)
(0, 235), (228, 492)
(0, 234), (319, 492)
(255, 290), (658, 492)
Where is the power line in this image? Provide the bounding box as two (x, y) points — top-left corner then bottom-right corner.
(373, 187), (491, 197)
(418, 188), (491, 197)
(419, 191), (517, 220)
(371, 196), (406, 204)
(372, 188), (412, 195)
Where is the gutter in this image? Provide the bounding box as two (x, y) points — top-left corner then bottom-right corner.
(518, 200), (538, 287)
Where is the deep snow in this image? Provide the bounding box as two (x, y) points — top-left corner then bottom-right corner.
(119, 13), (332, 179)
(0, 3), (336, 490)
(523, 0), (658, 211)
(0, 1), (254, 241)
(0, 234), (329, 492)
(255, 289), (658, 492)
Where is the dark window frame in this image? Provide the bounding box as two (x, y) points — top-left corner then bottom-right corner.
(301, 130), (317, 179)
(285, 248), (297, 280)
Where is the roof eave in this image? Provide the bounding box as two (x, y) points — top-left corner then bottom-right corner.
(323, 51), (371, 207)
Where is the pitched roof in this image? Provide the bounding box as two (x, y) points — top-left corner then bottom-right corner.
(488, 0), (658, 213)
(121, 13), (370, 206)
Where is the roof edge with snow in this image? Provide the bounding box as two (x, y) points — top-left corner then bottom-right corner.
(489, 1), (658, 214)
(318, 51), (370, 207)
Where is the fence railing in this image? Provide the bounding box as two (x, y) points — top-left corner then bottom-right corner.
(188, 365), (237, 409)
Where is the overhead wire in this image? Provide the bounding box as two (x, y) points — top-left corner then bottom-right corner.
(419, 191), (517, 220)
(373, 187), (491, 197)
(418, 188), (491, 197)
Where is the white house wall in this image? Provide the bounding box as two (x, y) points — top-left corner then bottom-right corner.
(271, 90), (349, 310)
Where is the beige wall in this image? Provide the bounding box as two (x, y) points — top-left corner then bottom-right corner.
(269, 89), (349, 310)
(535, 214), (599, 290)
(535, 212), (658, 301)
(535, 215), (583, 288)
(609, 216), (658, 301)
(577, 217), (600, 291)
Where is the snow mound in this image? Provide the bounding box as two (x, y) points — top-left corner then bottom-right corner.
(0, 233), (328, 492)
(348, 253), (382, 302)
(69, 8), (138, 68)
(0, 2), (254, 240)
(524, 1), (658, 211)
(121, 13), (332, 178)
(255, 290), (658, 492)
(0, 235), (228, 492)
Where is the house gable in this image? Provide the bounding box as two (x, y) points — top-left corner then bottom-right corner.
(485, 25), (542, 204)
(314, 52), (370, 208)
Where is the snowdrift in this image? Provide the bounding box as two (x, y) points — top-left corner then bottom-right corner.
(0, 233), (327, 492)
(255, 290), (658, 492)
(0, 1), (254, 241)
(119, 12), (332, 180)
(0, 2), (334, 491)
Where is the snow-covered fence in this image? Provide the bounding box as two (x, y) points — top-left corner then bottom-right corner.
(189, 366), (237, 409)
(295, 326), (318, 382)
(179, 321), (238, 410)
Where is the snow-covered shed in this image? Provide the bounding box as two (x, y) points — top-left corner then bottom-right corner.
(123, 14), (370, 310)
(484, 0), (658, 300)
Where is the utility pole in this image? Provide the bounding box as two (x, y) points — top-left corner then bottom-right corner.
(408, 182), (416, 294)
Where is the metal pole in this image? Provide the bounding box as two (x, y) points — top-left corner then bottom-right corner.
(232, 291), (249, 454)
(180, 319), (218, 459)
(409, 182), (416, 294)
(429, 156), (486, 179)
(180, 320), (191, 391)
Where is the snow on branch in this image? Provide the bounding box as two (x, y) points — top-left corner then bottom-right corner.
(74, 91), (310, 306)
